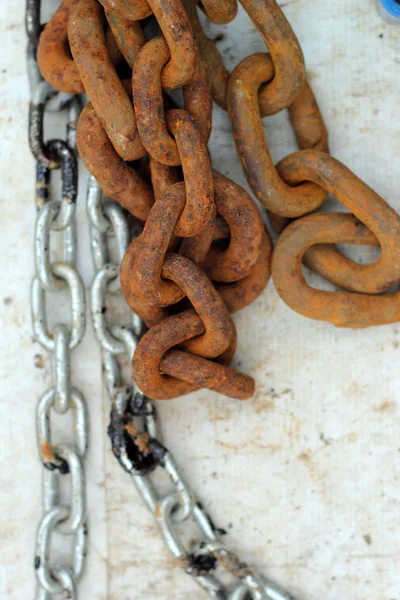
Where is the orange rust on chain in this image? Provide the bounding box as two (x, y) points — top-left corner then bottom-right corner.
(179, 204), (217, 268)
(133, 37), (181, 166)
(185, 0), (305, 114)
(183, 0), (230, 109)
(99, 0), (152, 20)
(272, 150), (400, 327)
(146, 0), (197, 90)
(228, 54), (327, 218)
(130, 183), (216, 309)
(267, 80), (330, 233)
(131, 183), (191, 307)
(76, 99), (225, 238)
(121, 269), (261, 400)
(217, 227), (271, 313)
(121, 236), (256, 399)
(165, 110), (214, 237)
(239, 0), (305, 116)
(159, 348), (254, 398)
(182, 50), (213, 143)
(38, 0), (84, 93)
(133, 37), (212, 162)
(303, 226), (380, 294)
(41, 442), (56, 464)
(276, 151), (400, 293)
(105, 9), (145, 68)
(105, 25), (124, 67)
(121, 243), (166, 328)
(37, 0), (122, 93)
(289, 83), (329, 154)
(283, 86), (388, 293)
(161, 254), (235, 358)
(133, 309), (254, 400)
(148, 160), (182, 253)
(204, 171), (264, 283)
(199, 0), (238, 24)
(118, 158), (270, 398)
(76, 102), (153, 221)
(148, 158), (231, 244)
(120, 223), (271, 332)
(69, 0), (145, 161)
(37, 0), (400, 403)
(149, 157), (180, 199)
(129, 164), (266, 311)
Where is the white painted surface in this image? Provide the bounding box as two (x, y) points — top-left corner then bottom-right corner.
(0, 1), (399, 599)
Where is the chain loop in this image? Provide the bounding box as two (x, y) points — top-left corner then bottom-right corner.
(162, 453), (196, 522)
(35, 201), (76, 291)
(32, 263), (86, 351)
(69, 0), (145, 161)
(36, 387), (88, 469)
(86, 174), (110, 232)
(29, 81), (65, 168)
(91, 263), (129, 354)
(35, 506), (70, 594)
(55, 444), (86, 533)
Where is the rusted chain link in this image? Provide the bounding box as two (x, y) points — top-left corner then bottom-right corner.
(187, 0), (305, 114)
(77, 101), (154, 220)
(69, 0), (145, 161)
(228, 54), (327, 218)
(132, 36), (211, 163)
(37, 0), (122, 93)
(200, 0), (238, 25)
(272, 150), (400, 327)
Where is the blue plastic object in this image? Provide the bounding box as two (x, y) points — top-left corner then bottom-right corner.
(379, 0), (400, 18)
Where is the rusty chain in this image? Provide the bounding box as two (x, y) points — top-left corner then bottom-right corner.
(68, 0), (270, 399)
(190, 0), (400, 327)
(27, 0), (400, 597)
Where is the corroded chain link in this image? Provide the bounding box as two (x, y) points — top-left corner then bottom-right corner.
(27, 2), (88, 598)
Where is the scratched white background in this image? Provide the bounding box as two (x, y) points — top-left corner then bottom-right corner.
(0, 1), (399, 599)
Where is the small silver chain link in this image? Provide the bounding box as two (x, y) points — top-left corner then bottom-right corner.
(28, 1), (297, 598)
(27, 1), (88, 598)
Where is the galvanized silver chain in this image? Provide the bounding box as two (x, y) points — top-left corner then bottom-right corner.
(27, 1), (88, 598)
(87, 177), (296, 600)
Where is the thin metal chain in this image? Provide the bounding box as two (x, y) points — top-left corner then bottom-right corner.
(27, 2), (88, 598)
(87, 177), (296, 600)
